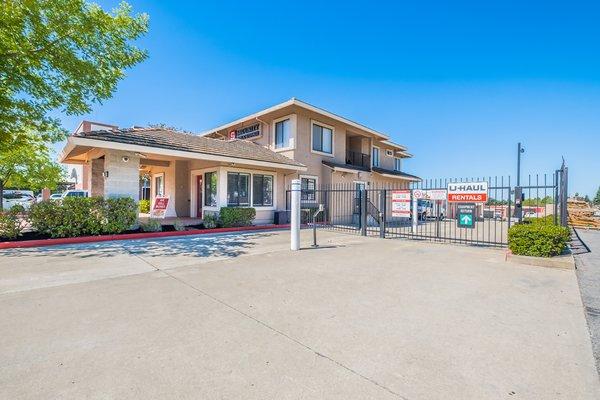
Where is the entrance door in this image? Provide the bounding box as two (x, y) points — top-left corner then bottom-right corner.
(196, 175), (203, 217)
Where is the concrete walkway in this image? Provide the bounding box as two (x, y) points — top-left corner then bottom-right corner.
(1, 230), (599, 399)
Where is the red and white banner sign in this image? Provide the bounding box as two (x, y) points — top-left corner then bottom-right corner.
(447, 182), (488, 203)
(151, 196), (170, 218)
(391, 189), (411, 217)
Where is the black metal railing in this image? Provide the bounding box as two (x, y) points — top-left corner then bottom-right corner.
(284, 163), (568, 248)
(346, 150), (370, 169)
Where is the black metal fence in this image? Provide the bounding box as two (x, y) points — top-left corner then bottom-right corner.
(285, 165), (568, 247)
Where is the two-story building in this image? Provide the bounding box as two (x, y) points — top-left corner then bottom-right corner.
(59, 98), (420, 224)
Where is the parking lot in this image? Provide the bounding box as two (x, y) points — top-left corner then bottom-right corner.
(1, 230), (599, 399)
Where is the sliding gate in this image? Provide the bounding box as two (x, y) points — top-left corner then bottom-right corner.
(285, 166), (568, 247)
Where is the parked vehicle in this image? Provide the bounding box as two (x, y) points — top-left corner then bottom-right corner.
(417, 199), (446, 220)
(61, 190), (89, 198)
(36, 193), (63, 202)
(2, 190), (35, 210)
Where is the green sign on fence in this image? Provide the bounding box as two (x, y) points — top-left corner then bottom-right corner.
(457, 203), (476, 229)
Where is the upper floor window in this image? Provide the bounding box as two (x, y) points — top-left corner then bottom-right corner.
(372, 147), (380, 167)
(275, 119), (290, 149)
(394, 157), (401, 171)
(312, 122), (333, 154)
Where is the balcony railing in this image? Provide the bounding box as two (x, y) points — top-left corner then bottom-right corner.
(346, 150), (371, 169)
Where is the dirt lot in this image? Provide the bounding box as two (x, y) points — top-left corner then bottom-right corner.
(1, 230), (599, 399)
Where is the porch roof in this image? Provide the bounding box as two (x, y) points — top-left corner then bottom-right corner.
(60, 128), (306, 171)
(371, 167), (422, 182)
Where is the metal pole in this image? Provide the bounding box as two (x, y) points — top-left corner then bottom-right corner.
(360, 189), (367, 236)
(412, 190), (418, 233)
(290, 179), (301, 251)
(379, 189), (386, 239)
(517, 142), (525, 187)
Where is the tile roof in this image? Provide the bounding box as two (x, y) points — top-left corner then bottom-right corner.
(73, 128), (305, 168)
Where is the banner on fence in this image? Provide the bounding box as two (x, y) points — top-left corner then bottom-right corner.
(391, 190), (411, 217)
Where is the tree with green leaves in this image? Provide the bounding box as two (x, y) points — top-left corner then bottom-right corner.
(0, 0), (149, 144)
(0, 133), (66, 210)
(594, 187), (600, 205)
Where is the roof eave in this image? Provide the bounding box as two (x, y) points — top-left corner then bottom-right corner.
(62, 136), (307, 172)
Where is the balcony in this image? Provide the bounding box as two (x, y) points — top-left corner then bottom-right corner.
(346, 150), (371, 169)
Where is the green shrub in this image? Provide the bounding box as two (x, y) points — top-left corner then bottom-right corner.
(139, 199), (150, 213)
(0, 205), (27, 240)
(508, 222), (570, 258)
(103, 198), (138, 234)
(140, 218), (162, 232)
(29, 197), (137, 238)
(173, 219), (186, 231)
(524, 215), (556, 225)
(219, 207), (256, 228)
(202, 212), (221, 229)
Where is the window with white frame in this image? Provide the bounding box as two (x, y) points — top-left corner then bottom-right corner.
(252, 174), (273, 206)
(385, 149), (394, 157)
(274, 118), (290, 149)
(372, 147), (380, 167)
(300, 177), (317, 202)
(394, 157), (401, 171)
(154, 174), (164, 197)
(312, 122), (333, 154)
(227, 172), (250, 206)
(204, 171), (217, 206)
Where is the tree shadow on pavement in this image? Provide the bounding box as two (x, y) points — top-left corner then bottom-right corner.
(0, 232), (277, 260)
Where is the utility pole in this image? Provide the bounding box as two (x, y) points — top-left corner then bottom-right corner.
(516, 142), (525, 186)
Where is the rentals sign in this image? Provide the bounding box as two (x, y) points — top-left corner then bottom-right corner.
(447, 182), (488, 203)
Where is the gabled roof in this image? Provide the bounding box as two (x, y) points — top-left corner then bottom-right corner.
(199, 98), (391, 140)
(65, 128), (305, 169)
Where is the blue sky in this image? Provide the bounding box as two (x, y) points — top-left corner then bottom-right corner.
(54, 0), (600, 197)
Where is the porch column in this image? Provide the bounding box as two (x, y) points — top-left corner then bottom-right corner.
(103, 150), (140, 201)
(89, 157), (104, 197)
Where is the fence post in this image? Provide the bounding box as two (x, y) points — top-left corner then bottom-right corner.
(560, 166), (569, 227)
(379, 189), (386, 239)
(290, 179), (301, 250)
(360, 189), (367, 236)
(411, 190), (418, 233)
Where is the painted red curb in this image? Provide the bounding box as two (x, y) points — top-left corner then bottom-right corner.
(0, 224), (291, 250)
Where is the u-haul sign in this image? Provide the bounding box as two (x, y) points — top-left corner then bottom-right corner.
(447, 182), (488, 203)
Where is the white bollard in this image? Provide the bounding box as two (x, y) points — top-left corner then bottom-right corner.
(412, 191), (418, 233)
(290, 179), (301, 251)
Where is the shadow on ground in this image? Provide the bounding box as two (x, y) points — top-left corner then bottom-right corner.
(0, 232), (277, 260)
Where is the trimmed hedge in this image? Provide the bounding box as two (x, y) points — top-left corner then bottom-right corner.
(508, 218), (570, 258)
(29, 197), (138, 238)
(139, 199), (150, 213)
(219, 207), (256, 228)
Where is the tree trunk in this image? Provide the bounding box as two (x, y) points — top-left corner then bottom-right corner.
(0, 181), (4, 211)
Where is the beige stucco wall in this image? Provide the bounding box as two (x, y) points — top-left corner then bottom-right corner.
(103, 150), (140, 202)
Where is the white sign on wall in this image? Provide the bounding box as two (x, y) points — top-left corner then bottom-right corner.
(391, 189), (411, 217)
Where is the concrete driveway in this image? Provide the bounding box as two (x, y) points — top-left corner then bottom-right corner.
(1, 230), (599, 399)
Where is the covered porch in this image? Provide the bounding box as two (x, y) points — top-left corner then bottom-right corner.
(59, 127), (307, 225)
